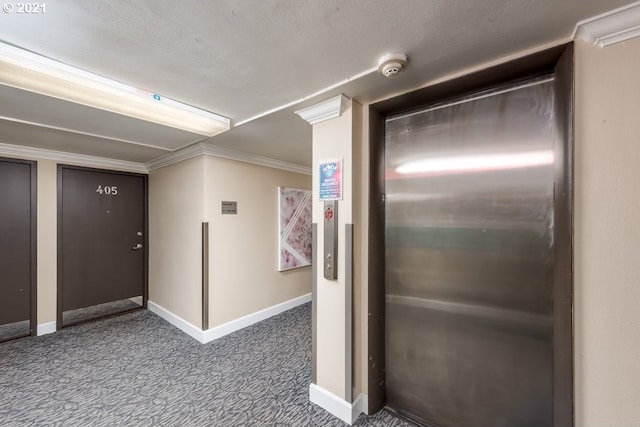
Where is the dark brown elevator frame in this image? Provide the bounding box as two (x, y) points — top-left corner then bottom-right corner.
(0, 156), (37, 339)
(367, 43), (574, 426)
(56, 164), (149, 330)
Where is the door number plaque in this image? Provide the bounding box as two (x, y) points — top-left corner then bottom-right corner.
(96, 185), (118, 195)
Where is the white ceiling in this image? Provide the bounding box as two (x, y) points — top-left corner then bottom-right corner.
(0, 0), (636, 168)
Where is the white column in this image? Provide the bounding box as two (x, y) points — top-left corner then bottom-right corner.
(296, 94), (364, 424)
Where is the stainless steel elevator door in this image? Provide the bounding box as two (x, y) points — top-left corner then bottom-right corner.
(384, 78), (555, 427)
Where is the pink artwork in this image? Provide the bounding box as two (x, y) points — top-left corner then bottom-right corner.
(278, 187), (312, 271)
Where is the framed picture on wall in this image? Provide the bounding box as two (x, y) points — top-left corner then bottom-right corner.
(278, 187), (312, 271)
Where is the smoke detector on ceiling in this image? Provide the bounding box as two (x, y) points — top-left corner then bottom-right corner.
(378, 53), (408, 78)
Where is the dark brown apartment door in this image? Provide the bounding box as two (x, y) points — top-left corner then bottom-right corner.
(58, 166), (147, 328)
(0, 158), (36, 342)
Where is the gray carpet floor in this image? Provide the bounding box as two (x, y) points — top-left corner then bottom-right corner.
(1, 298), (142, 343)
(62, 298), (142, 326)
(0, 320), (30, 343)
(0, 303), (412, 426)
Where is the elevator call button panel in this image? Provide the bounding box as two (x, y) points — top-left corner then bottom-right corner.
(323, 201), (338, 280)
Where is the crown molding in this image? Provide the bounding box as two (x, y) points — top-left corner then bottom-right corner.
(201, 144), (312, 175)
(146, 142), (312, 175)
(295, 94), (351, 125)
(0, 140), (312, 176)
(0, 141), (148, 173)
(575, 1), (640, 47)
(144, 143), (204, 170)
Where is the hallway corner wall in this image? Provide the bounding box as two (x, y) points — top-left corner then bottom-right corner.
(203, 156), (312, 328)
(574, 37), (640, 426)
(149, 156), (205, 327)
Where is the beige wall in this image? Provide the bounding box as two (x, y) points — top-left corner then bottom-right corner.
(149, 156), (205, 327)
(149, 154), (312, 330)
(203, 156), (312, 327)
(574, 37), (640, 426)
(36, 159), (57, 324)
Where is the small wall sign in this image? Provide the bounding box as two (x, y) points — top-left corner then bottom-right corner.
(221, 201), (237, 214)
(318, 158), (343, 201)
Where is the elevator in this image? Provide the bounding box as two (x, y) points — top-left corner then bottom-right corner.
(374, 41), (575, 426)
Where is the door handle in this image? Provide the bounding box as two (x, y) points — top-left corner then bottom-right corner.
(132, 243), (143, 250)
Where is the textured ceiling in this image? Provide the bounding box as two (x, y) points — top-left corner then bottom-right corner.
(0, 0), (636, 166)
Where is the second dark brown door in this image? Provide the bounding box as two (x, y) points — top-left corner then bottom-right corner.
(0, 158), (36, 341)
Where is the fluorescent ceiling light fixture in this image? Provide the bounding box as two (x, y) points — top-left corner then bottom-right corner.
(0, 42), (230, 136)
(396, 150), (554, 175)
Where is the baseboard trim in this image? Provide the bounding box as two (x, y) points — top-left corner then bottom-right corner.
(309, 383), (367, 425)
(148, 293), (312, 344)
(354, 393), (368, 417)
(147, 300), (204, 342)
(202, 293), (311, 343)
(37, 321), (56, 336)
